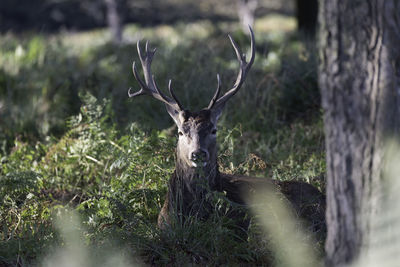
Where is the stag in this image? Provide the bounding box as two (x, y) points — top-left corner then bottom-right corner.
(128, 27), (325, 235)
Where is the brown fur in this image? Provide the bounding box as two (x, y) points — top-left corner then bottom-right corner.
(158, 162), (326, 238)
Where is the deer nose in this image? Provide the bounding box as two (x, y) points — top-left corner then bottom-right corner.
(191, 149), (209, 162)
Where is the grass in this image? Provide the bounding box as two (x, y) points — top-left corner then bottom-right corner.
(0, 16), (325, 266)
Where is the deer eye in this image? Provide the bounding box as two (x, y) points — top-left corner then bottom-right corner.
(211, 129), (217, 135)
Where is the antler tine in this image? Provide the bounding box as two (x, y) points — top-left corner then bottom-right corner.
(207, 74), (221, 109)
(168, 80), (184, 111)
(228, 35), (243, 63)
(137, 40), (156, 89)
(129, 62), (147, 95)
(128, 40), (183, 112)
(129, 61), (168, 102)
(208, 26), (255, 111)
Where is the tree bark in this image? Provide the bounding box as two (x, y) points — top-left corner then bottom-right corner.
(318, 0), (400, 266)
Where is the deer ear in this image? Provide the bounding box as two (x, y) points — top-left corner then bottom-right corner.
(166, 105), (185, 127)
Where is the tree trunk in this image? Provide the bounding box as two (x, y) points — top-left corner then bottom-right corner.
(237, 0), (258, 32)
(105, 0), (123, 44)
(318, 0), (400, 266)
(296, 0), (318, 36)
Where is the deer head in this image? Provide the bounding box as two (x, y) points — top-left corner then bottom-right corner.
(128, 27), (255, 173)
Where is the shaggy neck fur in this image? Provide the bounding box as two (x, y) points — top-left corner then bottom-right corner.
(167, 148), (220, 220)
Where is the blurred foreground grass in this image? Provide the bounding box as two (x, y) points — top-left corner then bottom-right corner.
(0, 16), (325, 266)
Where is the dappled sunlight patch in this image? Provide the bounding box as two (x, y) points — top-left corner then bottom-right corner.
(255, 14), (297, 33)
(58, 28), (111, 52)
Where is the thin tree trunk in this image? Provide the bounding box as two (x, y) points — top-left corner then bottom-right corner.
(237, 0), (258, 32)
(318, 0), (400, 266)
(296, 0), (318, 36)
(105, 0), (123, 44)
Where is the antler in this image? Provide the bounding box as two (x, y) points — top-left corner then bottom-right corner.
(128, 41), (184, 112)
(207, 74), (221, 109)
(207, 26), (255, 110)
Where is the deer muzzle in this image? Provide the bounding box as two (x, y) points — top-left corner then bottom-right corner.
(189, 149), (209, 167)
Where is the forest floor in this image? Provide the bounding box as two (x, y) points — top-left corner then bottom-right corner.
(0, 15), (325, 266)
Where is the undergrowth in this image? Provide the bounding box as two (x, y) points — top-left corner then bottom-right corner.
(0, 19), (325, 266)
(0, 94), (324, 266)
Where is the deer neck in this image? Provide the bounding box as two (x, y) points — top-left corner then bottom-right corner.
(174, 149), (219, 193)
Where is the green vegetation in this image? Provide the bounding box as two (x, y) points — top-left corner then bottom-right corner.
(0, 19), (325, 266)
